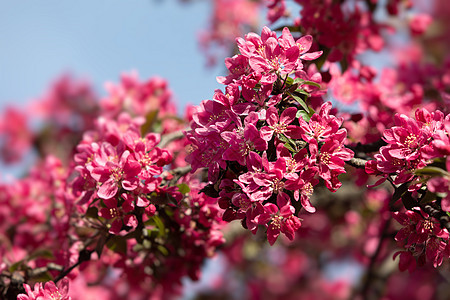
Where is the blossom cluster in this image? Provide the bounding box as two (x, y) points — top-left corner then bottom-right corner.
(72, 114), (174, 232)
(67, 76), (225, 295)
(0, 74), (225, 298)
(366, 108), (449, 192)
(17, 279), (71, 300)
(393, 209), (450, 272)
(366, 108), (450, 269)
(186, 27), (353, 245)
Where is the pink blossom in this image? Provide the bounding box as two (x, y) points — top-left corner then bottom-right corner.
(260, 106), (302, 141)
(18, 278), (71, 300)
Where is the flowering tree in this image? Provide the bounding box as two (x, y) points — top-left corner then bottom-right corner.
(1, 0), (450, 299)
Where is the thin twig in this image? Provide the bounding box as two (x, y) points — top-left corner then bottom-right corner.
(54, 249), (93, 283)
(168, 165), (193, 185)
(356, 218), (392, 299)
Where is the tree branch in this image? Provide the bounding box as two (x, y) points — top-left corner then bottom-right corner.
(158, 130), (186, 148)
(54, 249), (92, 283)
(353, 139), (387, 153)
(354, 218), (392, 300)
(346, 157), (369, 169)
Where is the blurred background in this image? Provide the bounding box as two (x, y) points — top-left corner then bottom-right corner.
(0, 0), (228, 179)
(0, 0), (224, 112)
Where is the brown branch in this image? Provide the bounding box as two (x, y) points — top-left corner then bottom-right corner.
(346, 157), (369, 169)
(353, 218), (392, 300)
(353, 139), (387, 153)
(158, 130), (186, 148)
(168, 165), (193, 185)
(54, 249), (92, 283)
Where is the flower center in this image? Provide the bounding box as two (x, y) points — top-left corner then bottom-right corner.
(271, 123), (287, 135)
(404, 134), (418, 148)
(319, 152), (331, 165)
(271, 178), (285, 194)
(303, 182), (314, 198)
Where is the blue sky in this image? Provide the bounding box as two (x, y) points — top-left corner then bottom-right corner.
(0, 0), (224, 112)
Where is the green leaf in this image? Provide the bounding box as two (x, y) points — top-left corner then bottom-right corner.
(288, 91), (310, 112)
(85, 206), (99, 219)
(284, 142), (295, 152)
(157, 245), (169, 256)
(28, 249), (55, 261)
(164, 207), (174, 217)
(293, 78), (305, 85)
(296, 110), (311, 122)
(277, 134), (289, 143)
(401, 191), (417, 210)
(151, 216), (166, 237)
(32, 271), (53, 282)
(9, 260), (24, 273)
(285, 77), (294, 85)
(106, 236), (127, 255)
(177, 183), (190, 195)
(419, 190), (437, 205)
(95, 233), (109, 258)
(301, 80), (321, 88)
(415, 166), (449, 177)
(141, 110), (159, 135)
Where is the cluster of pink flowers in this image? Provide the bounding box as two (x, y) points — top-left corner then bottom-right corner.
(0, 155), (74, 274)
(0, 73), (226, 298)
(72, 114), (174, 233)
(0, 75), (99, 165)
(186, 27), (353, 244)
(366, 108), (449, 192)
(393, 209), (450, 271)
(365, 108), (450, 270)
(66, 76), (225, 295)
(18, 279), (71, 300)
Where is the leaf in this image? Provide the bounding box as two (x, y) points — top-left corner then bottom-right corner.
(32, 271), (53, 282)
(27, 249), (55, 261)
(285, 77), (294, 85)
(106, 236), (127, 255)
(95, 233), (108, 258)
(415, 166), (449, 177)
(277, 134), (289, 143)
(177, 183), (190, 195)
(296, 110), (311, 122)
(419, 190), (437, 205)
(141, 110), (159, 135)
(200, 183), (220, 198)
(293, 78), (305, 85)
(151, 216), (166, 237)
(392, 182), (409, 203)
(288, 91), (310, 112)
(9, 260), (24, 273)
(284, 142), (295, 153)
(301, 80), (321, 88)
(85, 206), (99, 219)
(390, 182), (409, 210)
(401, 191), (417, 210)
(157, 245), (169, 256)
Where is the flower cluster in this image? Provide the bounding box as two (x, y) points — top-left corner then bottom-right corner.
(367, 108), (449, 192)
(66, 76), (225, 296)
(393, 209), (450, 271)
(366, 108), (450, 270)
(186, 27), (353, 244)
(0, 73), (225, 298)
(72, 114), (174, 232)
(18, 279), (71, 300)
